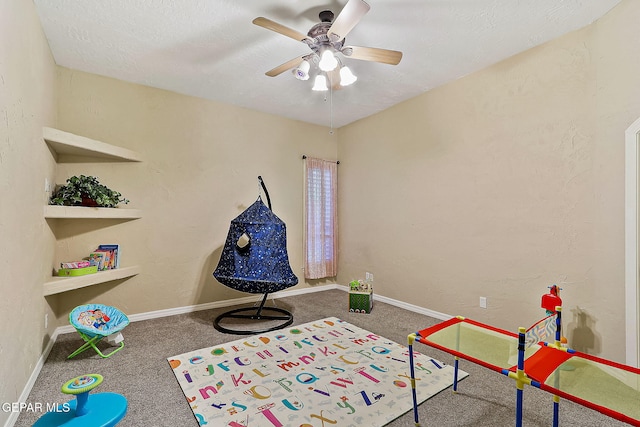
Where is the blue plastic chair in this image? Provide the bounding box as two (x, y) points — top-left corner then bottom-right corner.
(68, 304), (129, 359)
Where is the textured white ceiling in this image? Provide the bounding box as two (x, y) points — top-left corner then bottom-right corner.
(33, 0), (621, 128)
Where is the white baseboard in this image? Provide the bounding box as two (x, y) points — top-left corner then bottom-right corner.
(52, 284), (341, 336)
(3, 328), (63, 427)
(334, 284), (452, 321)
(125, 283), (342, 322)
(6, 284), (443, 427)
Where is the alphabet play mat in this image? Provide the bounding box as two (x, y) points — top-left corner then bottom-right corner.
(168, 317), (467, 426)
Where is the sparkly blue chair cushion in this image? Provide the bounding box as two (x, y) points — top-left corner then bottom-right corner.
(213, 198), (298, 294)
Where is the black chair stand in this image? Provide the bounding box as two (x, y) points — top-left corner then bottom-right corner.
(213, 293), (293, 335)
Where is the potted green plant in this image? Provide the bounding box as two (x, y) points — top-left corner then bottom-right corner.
(50, 175), (129, 208)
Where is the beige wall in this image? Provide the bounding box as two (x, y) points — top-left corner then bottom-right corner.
(338, 0), (640, 363)
(51, 68), (338, 319)
(0, 0), (58, 425)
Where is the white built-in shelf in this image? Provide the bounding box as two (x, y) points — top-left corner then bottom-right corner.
(43, 127), (142, 162)
(43, 266), (141, 296)
(44, 205), (142, 219)
(43, 127), (142, 297)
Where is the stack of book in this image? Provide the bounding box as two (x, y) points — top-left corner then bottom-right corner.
(57, 244), (121, 277)
(88, 244), (121, 271)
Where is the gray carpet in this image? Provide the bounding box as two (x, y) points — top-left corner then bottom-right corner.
(16, 289), (627, 426)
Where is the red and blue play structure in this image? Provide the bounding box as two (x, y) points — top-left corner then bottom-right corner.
(408, 286), (640, 426)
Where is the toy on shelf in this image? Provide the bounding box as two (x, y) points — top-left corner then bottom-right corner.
(33, 374), (127, 427)
(408, 286), (640, 427)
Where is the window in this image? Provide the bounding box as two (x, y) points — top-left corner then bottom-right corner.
(304, 157), (338, 279)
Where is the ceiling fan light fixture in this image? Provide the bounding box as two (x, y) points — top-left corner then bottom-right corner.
(339, 65), (357, 86)
(312, 74), (328, 91)
(319, 50), (338, 71)
(253, 0), (403, 94)
(292, 59), (311, 80)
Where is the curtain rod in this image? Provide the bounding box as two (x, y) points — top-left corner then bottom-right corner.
(302, 155), (340, 164)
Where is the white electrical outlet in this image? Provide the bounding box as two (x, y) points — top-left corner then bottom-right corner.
(44, 313), (48, 329)
(44, 178), (51, 193)
(480, 297), (487, 309)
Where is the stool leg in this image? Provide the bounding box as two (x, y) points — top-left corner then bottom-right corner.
(68, 335), (100, 359)
(92, 340), (125, 358)
(75, 392), (89, 416)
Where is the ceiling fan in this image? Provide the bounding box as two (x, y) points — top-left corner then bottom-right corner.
(252, 0), (403, 90)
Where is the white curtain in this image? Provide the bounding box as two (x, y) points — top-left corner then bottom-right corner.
(304, 157), (338, 279)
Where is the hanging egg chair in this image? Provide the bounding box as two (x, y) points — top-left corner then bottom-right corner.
(212, 176), (298, 334)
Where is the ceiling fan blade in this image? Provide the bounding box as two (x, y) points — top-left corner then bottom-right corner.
(327, 0), (370, 42)
(342, 45), (403, 65)
(265, 56), (305, 77)
(253, 17), (312, 43)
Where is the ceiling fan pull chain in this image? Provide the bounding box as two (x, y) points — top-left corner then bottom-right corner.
(329, 82), (334, 134)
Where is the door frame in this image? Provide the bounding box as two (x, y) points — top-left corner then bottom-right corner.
(624, 116), (640, 367)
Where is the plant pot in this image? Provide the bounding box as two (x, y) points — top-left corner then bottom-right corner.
(81, 197), (100, 207)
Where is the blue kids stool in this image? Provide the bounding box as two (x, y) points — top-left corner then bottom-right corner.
(33, 374), (127, 427)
